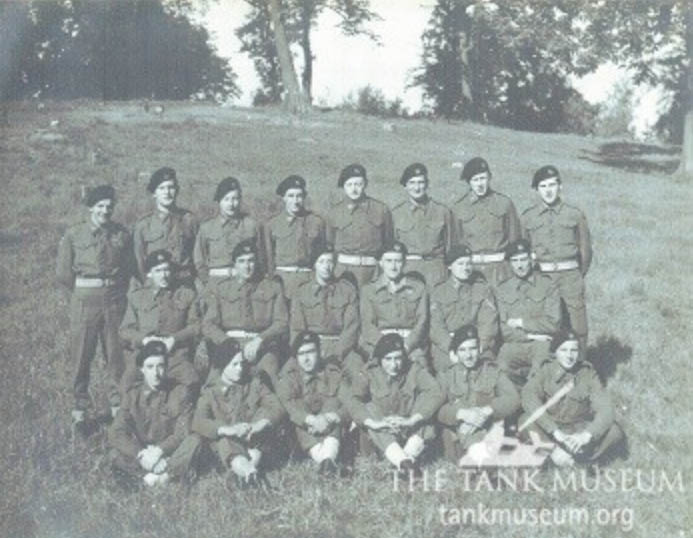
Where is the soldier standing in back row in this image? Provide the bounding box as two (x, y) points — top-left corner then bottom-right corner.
(392, 163), (456, 287)
(56, 185), (134, 426)
(194, 177), (264, 288)
(264, 175), (326, 303)
(452, 158), (521, 286)
(133, 167), (198, 285)
(327, 164), (394, 288)
(522, 165), (592, 350)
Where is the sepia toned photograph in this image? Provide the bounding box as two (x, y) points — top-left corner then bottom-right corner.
(0, 0), (690, 536)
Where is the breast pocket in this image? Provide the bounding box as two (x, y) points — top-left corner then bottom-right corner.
(220, 295), (243, 327)
(142, 228), (165, 250)
(401, 292), (422, 320)
(562, 387), (591, 421)
(73, 238), (97, 264)
(251, 293), (275, 328)
(557, 219), (577, 249)
(370, 383), (393, 414)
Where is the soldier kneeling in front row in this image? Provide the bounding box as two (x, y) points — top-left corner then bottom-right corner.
(277, 331), (346, 475)
(192, 338), (285, 488)
(343, 333), (443, 474)
(107, 341), (201, 488)
(437, 325), (520, 463)
(520, 331), (624, 467)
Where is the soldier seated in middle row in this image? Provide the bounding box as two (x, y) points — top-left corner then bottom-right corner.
(119, 249), (201, 396)
(202, 238), (289, 388)
(495, 239), (561, 388)
(360, 241), (430, 369)
(430, 244), (499, 374)
(290, 242), (363, 381)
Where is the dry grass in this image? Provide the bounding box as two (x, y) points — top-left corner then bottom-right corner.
(1, 101), (691, 537)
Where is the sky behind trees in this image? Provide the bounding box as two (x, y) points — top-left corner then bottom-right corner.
(201, 0), (662, 137)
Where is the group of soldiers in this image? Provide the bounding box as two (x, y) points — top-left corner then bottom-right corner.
(56, 159), (623, 488)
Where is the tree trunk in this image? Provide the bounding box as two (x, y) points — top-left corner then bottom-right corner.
(300, 1), (313, 103)
(267, 0), (310, 114)
(677, 2), (693, 180)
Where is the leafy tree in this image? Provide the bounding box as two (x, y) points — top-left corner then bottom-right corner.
(1, 0), (238, 102)
(413, 0), (601, 131)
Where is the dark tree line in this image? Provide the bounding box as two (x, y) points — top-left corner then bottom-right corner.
(0, 0), (237, 102)
(412, 0), (688, 144)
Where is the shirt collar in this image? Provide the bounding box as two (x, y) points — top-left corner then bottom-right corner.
(409, 195), (429, 211)
(540, 199), (564, 214)
(375, 274), (408, 292)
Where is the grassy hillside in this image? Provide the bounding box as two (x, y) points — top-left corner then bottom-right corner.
(1, 101), (691, 538)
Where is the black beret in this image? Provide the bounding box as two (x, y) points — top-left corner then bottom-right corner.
(276, 175), (306, 196)
(85, 184), (115, 207)
(449, 324), (479, 352)
(135, 340), (168, 368)
(550, 330), (579, 353)
(338, 164), (367, 187)
(147, 167), (177, 193)
(461, 157), (490, 181)
(214, 177), (242, 202)
(444, 244), (473, 266)
(373, 333), (406, 361)
(310, 240), (336, 267)
(208, 338), (242, 370)
(231, 238), (257, 262)
(144, 249), (173, 274)
(376, 240), (408, 260)
(292, 330), (321, 356)
(505, 239), (531, 259)
(532, 165), (561, 188)
(400, 162), (428, 186)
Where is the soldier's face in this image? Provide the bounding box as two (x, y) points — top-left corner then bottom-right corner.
(148, 262), (172, 288)
(153, 180), (177, 208)
(221, 353), (247, 384)
(450, 257), (473, 281)
(343, 177), (366, 201)
(140, 355), (166, 391)
(381, 350), (404, 377)
(405, 175), (427, 201)
(314, 253), (335, 281)
(536, 177), (561, 205)
(509, 253), (532, 278)
(469, 172), (490, 197)
(234, 253), (256, 281)
(296, 342), (319, 373)
(555, 340), (580, 371)
(283, 188), (305, 215)
(89, 199), (114, 227)
(219, 190), (241, 217)
(380, 252), (405, 280)
(455, 338), (480, 368)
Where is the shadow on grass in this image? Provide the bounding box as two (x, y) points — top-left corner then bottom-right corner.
(580, 142), (680, 174)
(586, 335), (633, 384)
